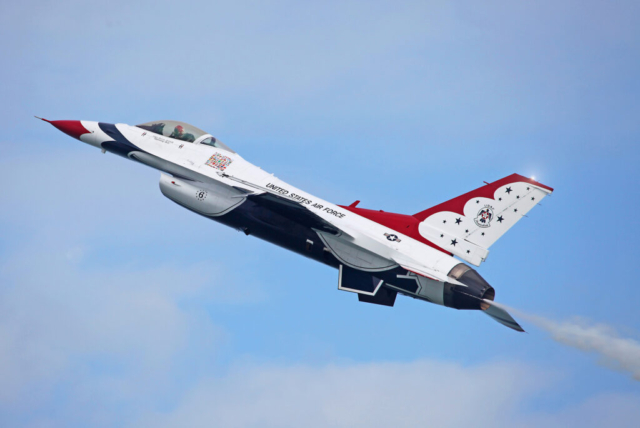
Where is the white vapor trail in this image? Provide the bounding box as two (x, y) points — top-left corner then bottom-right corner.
(492, 302), (640, 381)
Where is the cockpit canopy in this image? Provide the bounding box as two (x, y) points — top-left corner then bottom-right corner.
(136, 120), (234, 153)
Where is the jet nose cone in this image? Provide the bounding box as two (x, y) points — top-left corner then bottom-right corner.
(36, 117), (91, 140)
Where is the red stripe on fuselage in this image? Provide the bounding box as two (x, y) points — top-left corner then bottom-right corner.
(338, 205), (453, 256)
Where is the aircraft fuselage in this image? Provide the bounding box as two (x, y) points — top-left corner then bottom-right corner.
(42, 117), (554, 331)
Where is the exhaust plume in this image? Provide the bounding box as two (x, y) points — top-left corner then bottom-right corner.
(492, 302), (640, 381)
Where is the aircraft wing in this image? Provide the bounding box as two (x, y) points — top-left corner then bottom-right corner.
(247, 192), (340, 235)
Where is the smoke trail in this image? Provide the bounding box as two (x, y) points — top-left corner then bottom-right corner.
(492, 302), (640, 381)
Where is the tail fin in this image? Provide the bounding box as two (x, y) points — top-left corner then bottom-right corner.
(414, 174), (553, 266)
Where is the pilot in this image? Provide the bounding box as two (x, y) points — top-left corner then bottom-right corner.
(169, 125), (186, 140)
(169, 125), (196, 143)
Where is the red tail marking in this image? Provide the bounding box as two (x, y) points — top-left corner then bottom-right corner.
(413, 173), (554, 220)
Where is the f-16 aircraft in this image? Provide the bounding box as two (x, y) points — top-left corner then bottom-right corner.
(40, 117), (554, 332)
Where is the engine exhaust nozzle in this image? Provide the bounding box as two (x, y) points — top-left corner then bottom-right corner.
(444, 263), (495, 310)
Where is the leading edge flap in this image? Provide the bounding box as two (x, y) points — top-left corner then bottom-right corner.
(248, 192), (340, 235)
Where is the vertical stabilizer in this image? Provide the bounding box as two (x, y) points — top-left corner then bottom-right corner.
(414, 174), (553, 265)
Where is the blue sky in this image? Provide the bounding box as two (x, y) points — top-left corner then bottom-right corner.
(1, 0), (639, 426)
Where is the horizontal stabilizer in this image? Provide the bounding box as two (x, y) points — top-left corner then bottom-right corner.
(482, 300), (524, 332)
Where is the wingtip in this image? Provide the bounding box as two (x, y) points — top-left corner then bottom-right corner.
(35, 116), (52, 123)
(511, 173), (554, 193)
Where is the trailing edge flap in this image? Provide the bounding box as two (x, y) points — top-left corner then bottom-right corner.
(482, 300), (524, 332)
(338, 265), (384, 296)
(247, 193), (340, 235)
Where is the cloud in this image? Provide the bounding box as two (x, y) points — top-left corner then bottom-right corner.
(132, 360), (640, 428)
(133, 360), (534, 428)
(523, 392), (640, 428)
(0, 241), (224, 406)
(0, 148), (264, 423)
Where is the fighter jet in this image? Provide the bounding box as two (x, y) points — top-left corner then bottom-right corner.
(40, 117), (554, 332)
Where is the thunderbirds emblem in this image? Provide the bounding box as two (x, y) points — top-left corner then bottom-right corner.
(474, 205), (494, 228)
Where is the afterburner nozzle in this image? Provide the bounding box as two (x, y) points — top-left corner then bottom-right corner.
(444, 263), (495, 310)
